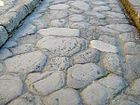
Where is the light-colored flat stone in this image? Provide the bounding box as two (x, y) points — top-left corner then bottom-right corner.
(70, 1), (89, 11)
(67, 63), (105, 89)
(36, 36), (87, 57)
(38, 28), (79, 37)
(93, 6), (111, 11)
(49, 4), (69, 10)
(5, 51), (47, 74)
(69, 14), (84, 22)
(89, 40), (118, 53)
(28, 71), (65, 96)
(45, 88), (81, 105)
(0, 74), (23, 105)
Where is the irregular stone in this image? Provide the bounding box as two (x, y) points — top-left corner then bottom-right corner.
(36, 36), (87, 57)
(0, 63), (3, 72)
(28, 71), (65, 96)
(99, 35), (117, 45)
(7, 93), (35, 105)
(119, 33), (135, 42)
(50, 19), (66, 27)
(124, 42), (140, 55)
(67, 63), (105, 89)
(93, 6), (111, 11)
(5, 51), (47, 74)
(11, 44), (35, 55)
(0, 26), (8, 47)
(104, 11), (126, 18)
(0, 74), (23, 105)
(49, 4), (69, 10)
(72, 48), (100, 64)
(69, 14), (84, 22)
(45, 57), (71, 71)
(129, 78), (140, 96)
(106, 24), (134, 33)
(98, 74), (127, 97)
(70, 1), (89, 11)
(3, 40), (17, 48)
(102, 53), (122, 75)
(45, 88), (81, 105)
(32, 18), (48, 29)
(38, 28), (80, 37)
(89, 40), (118, 53)
(86, 11), (106, 19)
(119, 100), (139, 105)
(0, 48), (12, 60)
(70, 22), (88, 29)
(81, 82), (108, 105)
(68, 8), (83, 14)
(92, 1), (107, 5)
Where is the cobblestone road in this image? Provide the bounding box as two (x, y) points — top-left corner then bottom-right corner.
(0, 0), (140, 105)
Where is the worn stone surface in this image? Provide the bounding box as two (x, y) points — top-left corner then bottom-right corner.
(0, 48), (12, 60)
(67, 63), (105, 89)
(45, 88), (82, 105)
(0, 74), (23, 105)
(5, 51), (47, 74)
(0, 26), (8, 47)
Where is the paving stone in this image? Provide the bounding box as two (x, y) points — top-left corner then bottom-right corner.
(67, 63), (105, 89)
(104, 11), (126, 18)
(92, 1), (107, 5)
(50, 19), (66, 27)
(69, 14), (84, 22)
(89, 40), (118, 53)
(7, 93), (35, 105)
(106, 24), (134, 33)
(70, 22), (89, 29)
(119, 33), (136, 42)
(11, 44), (35, 55)
(45, 88), (82, 105)
(102, 53), (122, 75)
(32, 18), (48, 29)
(118, 100), (139, 105)
(48, 10), (68, 20)
(45, 57), (71, 71)
(0, 26), (8, 47)
(99, 35), (117, 45)
(93, 6), (111, 11)
(129, 78), (140, 96)
(81, 82), (108, 105)
(28, 71), (65, 96)
(49, 4), (69, 10)
(0, 48), (12, 60)
(98, 74), (127, 97)
(3, 40), (17, 48)
(72, 48), (100, 64)
(38, 28), (80, 37)
(68, 7), (84, 14)
(36, 36), (87, 57)
(0, 63), (3, 72)
(70, 1), (89, 11)
(124, 42), (140, 55)
(0, 74), (23, 105)
(5, 51), (47, 74)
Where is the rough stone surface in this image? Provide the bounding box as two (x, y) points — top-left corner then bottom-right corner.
(0, 48), (12, 60)
(67, 63), (105, 89)
(45, 88), (82, 105)
(0, 74), (23, 105)
(49, 4), (69, 10)
(5, 51), (47, 74)
(36, 36), (87, 57)
(0, 26), (8, 47)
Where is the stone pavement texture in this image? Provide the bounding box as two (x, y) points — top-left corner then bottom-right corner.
(0, 0), (140, 105)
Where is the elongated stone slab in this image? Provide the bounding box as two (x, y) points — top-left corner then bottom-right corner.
(89, 40), (118, 53)
(38, 28), (80, 37)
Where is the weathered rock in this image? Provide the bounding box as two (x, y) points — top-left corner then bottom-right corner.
(0, 26), (8, 47)
(105, 11), (126, 18)
(0, 48), (12, 60)
(93, 6), (111, 11)
(49, 4), (69, 10)
(99, 35), (117, 45)
(102, 53), (122, 75)
(50, 19), (66, 27)
(0, 74), (23, 105)
(5, 51), (47, 74)
(72, 48), (100, 64)
(70, 1), (89, 11)
(45, 57), (71, 71)
(3, 40), (17, 48)
(89, 40), (118, 53)
(28, 71), (65, 96)
(45, 88), (81, 105)
(69, 14), (84, 22)
(38, 28), (80, 37)
(36, 36), (87, 57)
(119, 33), (135, 42)
(0, 63), (3, 72)
(67, 63), (105, 89)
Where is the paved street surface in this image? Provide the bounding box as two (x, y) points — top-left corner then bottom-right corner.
(0, 0), (140, 105)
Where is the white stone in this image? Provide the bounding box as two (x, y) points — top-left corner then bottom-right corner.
(70, 1), (89, 11)
(5, 51), (47, 74)
(0, 74), (23, 105)
(69, 14), (84, 22)
(89, 40), (118, 53)
(0, 0), (4, 6)
(93, 6), (111, 11)
(49, 4), (69, 10)
(45, 88), (81, 105)
(0, 63), (3, 72)
(28, 71), (65, 96)
(38, 28), (80, 37)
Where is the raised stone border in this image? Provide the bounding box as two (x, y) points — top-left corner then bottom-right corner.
(0, 0), (41, 47)
(119, 0), (140, 32)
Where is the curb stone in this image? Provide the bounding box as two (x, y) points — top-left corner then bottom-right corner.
(0, 0), (41, 47)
